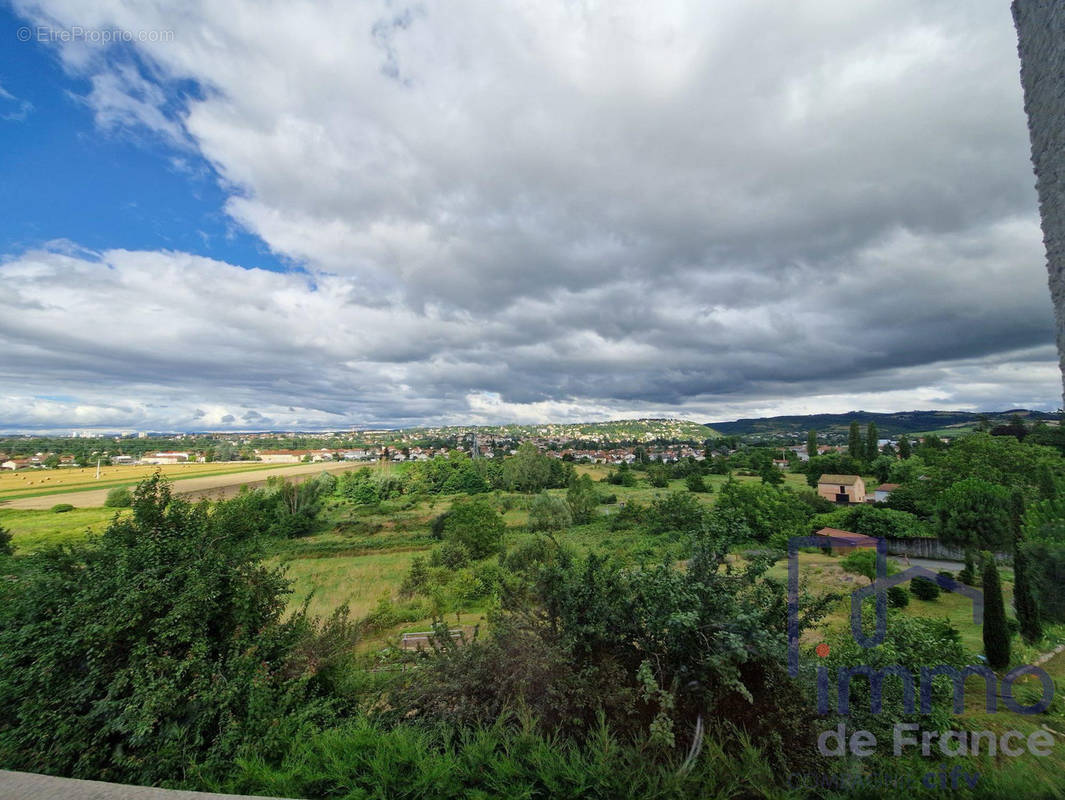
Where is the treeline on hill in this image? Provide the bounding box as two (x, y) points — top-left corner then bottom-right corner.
(4, 427), (1065, 797)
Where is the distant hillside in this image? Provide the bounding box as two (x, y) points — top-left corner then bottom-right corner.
(707, 409), (1057, 439)
(396, 418), (718, 442)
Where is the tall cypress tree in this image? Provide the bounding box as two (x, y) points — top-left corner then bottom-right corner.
(897, 435), (911, 459)
(982, 555), (1011, 670)
(807, 430), (817, 461)
(848, 421), (862, 461)
(866, 422), (879, 462)
(1011, 489), (1042, 643)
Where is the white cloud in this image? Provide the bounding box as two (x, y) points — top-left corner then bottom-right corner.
(3, 0), (1059, 429)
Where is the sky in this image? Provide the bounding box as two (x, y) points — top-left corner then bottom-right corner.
(0, 0), (1059, 433)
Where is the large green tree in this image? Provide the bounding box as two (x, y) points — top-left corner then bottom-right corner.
(442, 496), (506, 558)
(566, 473), (599, 524)
(806, 429), (817, 459)
(935, 478), (1012, 551)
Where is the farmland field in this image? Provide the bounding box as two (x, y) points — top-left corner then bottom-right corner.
(0, 460), (367, 508)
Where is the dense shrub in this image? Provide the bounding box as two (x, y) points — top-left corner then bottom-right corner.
(910, 576), (940, 601)
(392, 548), (829, 774)
(839, 550), (898, 584)
(528, 492), (572, 532)
(887, 585), (910, 608)
(103, 486), (132, 507)
(0, 476), (346, 785)
(646, 491), (705, 535)
(0, 524), (12, 557)
(812, 504), (930, 539)
(431, 540), (472, 570)
(50, 503), (75, 513)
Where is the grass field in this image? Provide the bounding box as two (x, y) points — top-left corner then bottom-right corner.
(0, 461), (290, 502)
(0, 506), (129, 552)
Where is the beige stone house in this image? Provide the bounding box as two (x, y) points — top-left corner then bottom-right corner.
(816, 474), (866, 504)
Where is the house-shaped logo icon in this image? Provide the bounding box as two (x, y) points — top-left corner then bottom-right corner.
(787, 536), (982, 677)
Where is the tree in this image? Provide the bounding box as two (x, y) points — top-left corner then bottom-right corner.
(0, 523), (13, 557)
(1010, 489), (1042, 644)
(528, 493), (572, 532)
(807, 430), (817, 459)
(43, 453), (60, 469)
(685, 472), (709, 493)
(981, 556), (1011, 670)
(865, 422), (879, 462)
(848, 421), (862, 461)
(502, 443), (564, 493)
(646, 463), (670, 488)
(936, 478), (1012, 551)
(442, 496), (506, 558)
(566, 474), (599, 524)
(897, 435), (911, 459)
(760, 462), (783, 485)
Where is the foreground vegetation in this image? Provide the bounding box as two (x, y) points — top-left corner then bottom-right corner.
(3, 427), (1065, 797)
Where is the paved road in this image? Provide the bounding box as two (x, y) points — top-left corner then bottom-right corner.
(0, 770), (298, 800)
(2, 461), (367, 510)
(888, 555), (965, 573)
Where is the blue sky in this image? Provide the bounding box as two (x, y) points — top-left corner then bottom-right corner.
(0, 4), (282, 270)
(0, 0), (1059, 433)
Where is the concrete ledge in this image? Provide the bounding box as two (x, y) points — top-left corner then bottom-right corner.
(0, 770), (299, 800)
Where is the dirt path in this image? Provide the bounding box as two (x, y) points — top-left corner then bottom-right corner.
(1, 461), (367, 509)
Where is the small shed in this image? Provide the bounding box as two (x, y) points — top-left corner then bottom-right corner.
(815, 527), (878, 554)
(874, 483), (899, 503)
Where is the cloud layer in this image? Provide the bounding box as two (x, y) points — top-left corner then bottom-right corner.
(2, 0), (1059, 430)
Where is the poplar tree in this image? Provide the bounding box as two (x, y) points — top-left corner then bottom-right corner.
(865, 422), (879, 461)
(848, 421), (862, 460)
(982, 556), (1011, 670)
(1011, 489), (1042, 643)
(807, 429), (817, 459)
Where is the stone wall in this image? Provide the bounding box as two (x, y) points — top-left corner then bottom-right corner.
(1013, 1), (1065, 406)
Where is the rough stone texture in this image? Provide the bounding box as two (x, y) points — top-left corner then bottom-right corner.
(1014, 1), (1065, 407)
(0, 770), (298, 800)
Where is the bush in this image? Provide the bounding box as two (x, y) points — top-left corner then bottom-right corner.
(839, 550), (898, 584)
(646, 491), (705, 535)
(0, 524), (12, 557)
(528, 493), (572, 532)
(600, 493), (617, 504)
(887, 585), (910, 607)
(431, 540), (471, 570)
(50, 503), (75, 514)
(0, 475), (341, 785)
(104, 486), (132, 508)
(910, 576), (940, 601)
(685, 473), (709, 493)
